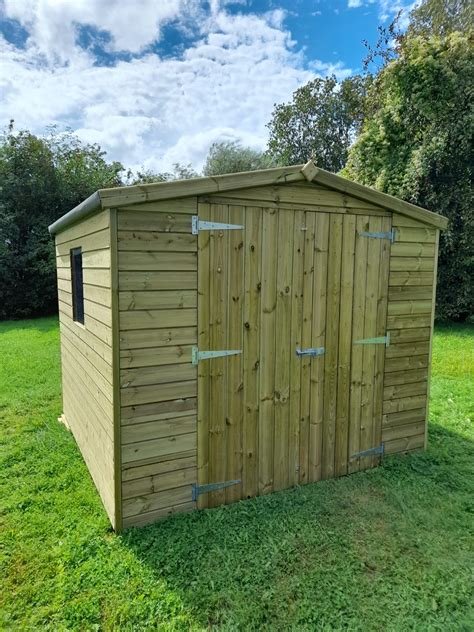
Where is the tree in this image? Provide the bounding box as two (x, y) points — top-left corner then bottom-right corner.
(266, 75), (368, 171)
(203, 140), (275, 176)
(343, 33), (473, 320)
(128, 162), (199, 184)
(0, 124), (123, 320)
(408, 0), (473, 37)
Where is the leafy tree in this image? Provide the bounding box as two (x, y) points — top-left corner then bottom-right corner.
(408, 0), (473, 36)
(203, 141), (275, 176)
(128, 162), (199, 184)
(266, 75), (368, 171)
(0, 124), (123, 320)
(343, 33), (473, 320)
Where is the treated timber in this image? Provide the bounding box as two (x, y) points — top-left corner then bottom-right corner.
(425, 230), (440, 447)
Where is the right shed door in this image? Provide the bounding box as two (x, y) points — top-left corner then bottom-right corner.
(197, 203), (391, 507)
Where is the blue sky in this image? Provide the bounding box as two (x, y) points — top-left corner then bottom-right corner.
(0, 0), (415, 172)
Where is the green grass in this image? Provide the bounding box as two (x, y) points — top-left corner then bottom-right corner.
(1, 318), (473, 631)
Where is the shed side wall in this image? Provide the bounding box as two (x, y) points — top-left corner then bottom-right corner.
(55, 209), (116, 525)
(117, 197), (198, 528)
(382, 213), (439, 453)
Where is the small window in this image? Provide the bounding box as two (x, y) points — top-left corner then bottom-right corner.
(70, 247), (84, 324)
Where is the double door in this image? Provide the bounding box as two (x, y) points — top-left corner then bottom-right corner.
(196, 203), (391, 508)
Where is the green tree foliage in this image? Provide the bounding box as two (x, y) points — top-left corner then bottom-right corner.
(343, 33), (473, 320)
(408, 0), (473, 36)
(0, 124), (123, 320)
(266, 75), (368, 171)
(203, 140), (275, 176)
(129, 162), (199, 184)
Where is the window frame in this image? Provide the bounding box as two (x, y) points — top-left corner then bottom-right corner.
(70, 247), (85, 325)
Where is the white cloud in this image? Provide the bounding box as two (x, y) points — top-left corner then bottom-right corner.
(348, 0), (363, 7)
(0, 3), (353, 173)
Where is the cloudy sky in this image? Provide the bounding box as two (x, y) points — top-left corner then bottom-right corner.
(0, 0), (415, 173)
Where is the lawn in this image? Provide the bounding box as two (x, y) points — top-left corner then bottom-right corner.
(1, 317), (473, 631)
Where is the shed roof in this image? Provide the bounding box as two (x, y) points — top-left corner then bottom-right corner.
(48, 160), (448, 235)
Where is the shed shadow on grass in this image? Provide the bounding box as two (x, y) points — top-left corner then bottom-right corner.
(122, 423), (473, 629)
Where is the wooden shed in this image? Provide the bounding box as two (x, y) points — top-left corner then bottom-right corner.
(49, 160), (447, 530)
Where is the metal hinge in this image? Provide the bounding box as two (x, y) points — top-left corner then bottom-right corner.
(359, 229), (396, 243)
(192, 216), (244, 235)
(192, 479), (241, 501)
(350, 443), (384, 460)
(191, 346), (242, 365)
(354, 333), (390, 347)
(296, 347), (325, 357)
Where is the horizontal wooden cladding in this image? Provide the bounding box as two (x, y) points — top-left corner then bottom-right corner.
(383, 382), (427, 400)
(120, 379), (196, 407)
(120, 197), (197, 214)
(385, 354), (429, 372)
(121, 397), (196, 426)
(119, 272), (197, 292)
(60, 317), (113, 383)
(59, 310), (112, 363)
(384, 368), (428, 386)
(118, 251), (197, 272)
(57, 248), (111, 269)
(384, 434), (425, 455)
(120, 327), (196, 350)
(122, 415), (196, 445)
(62, 335), (113, 407)
(383, 407), (426, 428)
(391, 242), (435, 257)
(122, 486), (194, 520)
(121, 363), (196, 389)
(388, 286), (433, 301)
(59, 305), (112, 345)
(382, 421), (426, 443)
(58, 281), (112, 310)
(120, 309), (196, 331)
(118, 210), (193, 233)
(388, 327), (431, 344)
(383, 395), (427, 414)
(122, 466), (195, 500)
(386, 341), (430, 358)
(55, 210), (110, 245)
(122, 501), (195, 529)
(390, 257), (434, 272)
(387, 300), (432, 316)
(389, 271), (434, 286)
(387, 314), (431, 329)
(392, 213), (435, 229)
(122, 431), (196, 464)
(119, 290), (196, 311)
(122, 454), (197, 482)
(121, 345), (192, 369)
(393, 226), (436, 242)
(118, 231), (197, 252)
(55, 228), (110, 256)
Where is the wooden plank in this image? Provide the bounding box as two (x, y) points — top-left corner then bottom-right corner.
(59, 310), (112, 364)
(259, 207), (278, 495)
(387, 300), (432, 316)
(55, 210), (110, 245)
(393, 226), (436, 242)
(121, 397), (196, 425)
(298, 212), (316, 485)
(120, 380), (196, 407)
(122, 502), (195, 528)
(388, 286), (433, 301)
(120, 345), (193, 368)
(119, 197), (197, 215)
(391, 242), (435, 257)
(84, 284), (112, 308)
(119, 309), (196, 330)
(117, 231), (197, 252)
(122, 454), (197, 482)
(118, 210), (193, 233)
(383, 433), (424, 455)
(118, 251), (197, 271)
(382, 421), (426, 442)
(119, 271), (197, 291)
(387, 314), (431, 329)
(384, 368), (428, 386)
(383, 395), (427, 414)
(119, 327), (197, 350)
(334, 214), (355, 477)
(392, 214), (430, 228)
(273, 210), (294, 491)
(219, 185), (355, 208)
(242, 206), (262, 500)
(119, 290), (196, 311)
(120, 363), (196, 388)
(122, 484), (193, 518)
(55, 228), (110, 256)
(122, 467), (195, 500)
(385, 354), (429, 372)
(56, 248), (110, 269)
(383, 382), (428, 400)
(122, 415), (196, 444)
(382, 407), (426, 428)
(207, 204), (228, 507)
(225, 205), (245, 503)
(387, 327), (431, 344)
(390, 257), (434, 272)
(84, 298), (112, 327)
(425, 230), (439, 448)
(60, 319), (113, 382)
(288, 210), (305, 487)
(322, 214), (343, 480)
(58, 289), (72, 306)
(348, 215), (369, 474)
(122, 431), (197, 464)
(386, 341), (430, 358)
(83, 268), (111, 288)
(388, 271), (434, 286)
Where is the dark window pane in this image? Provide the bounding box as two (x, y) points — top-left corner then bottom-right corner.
(70, 247), (84, 324)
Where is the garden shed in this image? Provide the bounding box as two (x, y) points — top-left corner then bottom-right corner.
(49, 160), (447, 530)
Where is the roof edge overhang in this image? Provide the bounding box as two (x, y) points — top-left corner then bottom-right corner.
(48, 160), (448, 235)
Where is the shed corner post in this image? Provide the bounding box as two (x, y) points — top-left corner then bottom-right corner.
(424, 228), (440, 450)
(109, 206), (123, 531)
